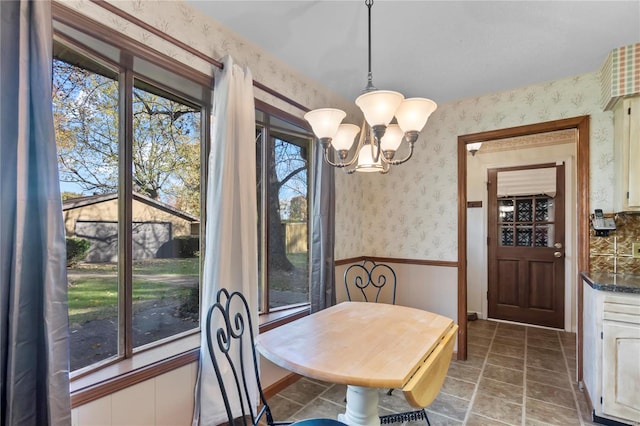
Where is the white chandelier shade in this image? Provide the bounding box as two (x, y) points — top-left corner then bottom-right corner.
(332, 124), (361, 151)
(304, 108), (346, 140)
(355, 90), (405, 127)
(395, 98), (438, 133)
(355, 143), (384, 173)
(380, 124), (404, 152)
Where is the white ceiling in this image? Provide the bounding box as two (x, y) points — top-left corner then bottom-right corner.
(187, 1), (640, 105)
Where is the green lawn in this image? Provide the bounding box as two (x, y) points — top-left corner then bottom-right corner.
(67, 258), (199, 324)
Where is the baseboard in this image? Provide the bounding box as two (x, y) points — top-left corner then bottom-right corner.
(592, 412), (633, 426)
(263, 373), (301, 399)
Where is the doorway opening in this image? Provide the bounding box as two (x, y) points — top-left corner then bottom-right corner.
(457, 116), (590, 380)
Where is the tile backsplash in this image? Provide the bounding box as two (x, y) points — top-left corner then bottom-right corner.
(590, 212), (640, 274)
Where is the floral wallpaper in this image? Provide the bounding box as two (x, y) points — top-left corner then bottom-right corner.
(57, 1), (614, 263)
(335, 72), (614, 261)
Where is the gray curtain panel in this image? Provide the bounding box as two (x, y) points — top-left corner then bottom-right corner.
(0, 1), (72, 425)
(310, 141), (336, 313)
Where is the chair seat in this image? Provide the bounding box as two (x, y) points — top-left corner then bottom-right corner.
(290, 419), (347, 426)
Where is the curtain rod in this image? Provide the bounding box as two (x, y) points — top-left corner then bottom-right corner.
(89, 0), (309, 113)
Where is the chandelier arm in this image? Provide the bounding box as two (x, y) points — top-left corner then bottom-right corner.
(322, 148), (351, 168)
(343, 126), (369, 173)
(322, 130), (366, 168)
(381, 140), (415, 166)
(370, 139), (381, 163)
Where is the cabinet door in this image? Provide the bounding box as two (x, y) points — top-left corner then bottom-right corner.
(629, 97), (640, 206)
(614, 96), (640, 211)
(602, 320), (640, 422)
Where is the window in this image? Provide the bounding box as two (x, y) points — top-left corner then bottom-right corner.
(256, 112), (314, 313)
(53, 35), (206, 372)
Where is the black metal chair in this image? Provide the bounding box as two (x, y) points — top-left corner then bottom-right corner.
(343, 259), (397, 304)
(343, 261), (431, 426)
(205, 288), (347, 426)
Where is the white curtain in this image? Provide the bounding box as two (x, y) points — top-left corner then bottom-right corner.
(192, 56), (257, 426)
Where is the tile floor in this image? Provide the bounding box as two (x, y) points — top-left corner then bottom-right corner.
(266, 319), (600, 426)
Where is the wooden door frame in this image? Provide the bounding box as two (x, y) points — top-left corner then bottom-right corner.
(457, 116), (589, 382)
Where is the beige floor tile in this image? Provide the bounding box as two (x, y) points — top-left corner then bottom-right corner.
(440, 376), (476, 400)
(266, 394), (305, 421)
(468, 328), (495, 340)
(464, 353), (486, 369)
(468, 320), (497, 331)
(525, 398), (580, 426)
(466, 413), (513, 425)
(490, 342), (525, 358)
(486, 352), (524, 371)
(467, 343), (490, 358)
(477, 377), (523, 404)
(526, 380), (576, 410)
(467, 335), (493, 348)
(526, 352), (566, 373)
(446, 361), (482, 383)
(427, 392), (470, 422)
(482, 364), (524, 386)
(423, 410), (464, 425)
(526, 336), (562, 351)
(278, 378), (331, 406)
(527, 327), (560, 340)
(526, 365), (571, 389)
(470, 393), (522, 426)
(493, 335), (525, 347)
(318, 384), (347, 404)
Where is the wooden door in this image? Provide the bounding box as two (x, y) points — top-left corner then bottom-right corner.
(487, 164), (565, 328)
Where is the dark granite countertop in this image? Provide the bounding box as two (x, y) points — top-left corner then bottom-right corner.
(581, 271), (640, 294)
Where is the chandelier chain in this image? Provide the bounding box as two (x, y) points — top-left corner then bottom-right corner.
(365, 0), (375, 92)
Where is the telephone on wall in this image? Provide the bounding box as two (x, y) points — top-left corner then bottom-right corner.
(592, 209), (616, 236)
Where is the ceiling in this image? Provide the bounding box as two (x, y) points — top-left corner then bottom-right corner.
(187, 1), (640, 105)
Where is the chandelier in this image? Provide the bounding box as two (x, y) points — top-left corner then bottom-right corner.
(304, 0), (437, 174)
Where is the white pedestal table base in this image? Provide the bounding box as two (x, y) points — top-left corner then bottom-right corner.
(337, 385), (381, 426)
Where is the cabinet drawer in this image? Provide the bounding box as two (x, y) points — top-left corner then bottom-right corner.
(603, 300), (640, 324)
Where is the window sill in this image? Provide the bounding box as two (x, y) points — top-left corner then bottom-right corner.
(70, 305), (309, 408)
(259, 304), (310, 332)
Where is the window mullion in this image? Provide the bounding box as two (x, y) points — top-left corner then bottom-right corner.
(260, 122), (270, 313)
(119, 56), (134, 359)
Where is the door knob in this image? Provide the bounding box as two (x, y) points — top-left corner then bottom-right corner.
(554, 251), (563, 258)
(554, 242), (563, 249)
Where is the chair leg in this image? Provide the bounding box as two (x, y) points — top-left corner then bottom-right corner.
(386, 388), (393, 396)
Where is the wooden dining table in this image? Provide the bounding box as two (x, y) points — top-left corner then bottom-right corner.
(256, 301), (456, 426)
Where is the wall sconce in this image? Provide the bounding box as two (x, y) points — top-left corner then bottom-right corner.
(466, 142), (482, 156)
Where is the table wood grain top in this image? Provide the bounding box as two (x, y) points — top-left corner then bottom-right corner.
(256, 301), (455, 388)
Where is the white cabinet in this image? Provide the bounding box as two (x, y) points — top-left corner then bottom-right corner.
(582, 281), (640, 424)
(614, 96), (640, 212)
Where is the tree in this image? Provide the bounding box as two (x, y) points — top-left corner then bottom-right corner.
(53, 59), (201, 215)
(266, 138), (308, 272)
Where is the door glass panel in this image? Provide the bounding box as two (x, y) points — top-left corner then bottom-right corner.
(499, 226), (514, 246)
(498, 200), (514, 222)
(516, 226), (533, 246)
(516, 199), (533, 222)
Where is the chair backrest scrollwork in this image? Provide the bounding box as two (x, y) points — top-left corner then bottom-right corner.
(205, 288), (274, 426)
(344, 260), (397, 304)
